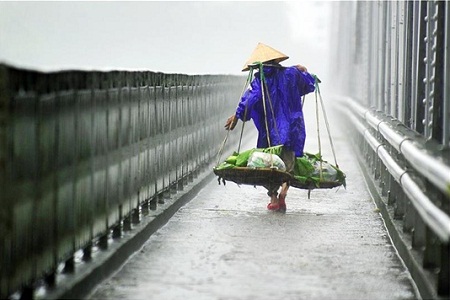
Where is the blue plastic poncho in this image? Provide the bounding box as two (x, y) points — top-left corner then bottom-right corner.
(235, 65), (315, 157)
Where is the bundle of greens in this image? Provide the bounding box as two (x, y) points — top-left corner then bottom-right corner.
(215, 145), (284, 170)
(293, 152), (346, 188)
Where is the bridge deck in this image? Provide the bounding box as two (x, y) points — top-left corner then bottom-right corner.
(86, 116), (419, 300)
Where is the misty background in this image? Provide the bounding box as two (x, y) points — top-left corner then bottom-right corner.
(0, 1), (332, 81)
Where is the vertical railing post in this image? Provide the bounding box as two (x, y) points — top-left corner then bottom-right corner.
(438, 242), (449, 295)
(443, 1), (450, 147)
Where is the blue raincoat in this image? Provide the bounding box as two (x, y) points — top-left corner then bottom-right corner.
(235, 65), (315, 157)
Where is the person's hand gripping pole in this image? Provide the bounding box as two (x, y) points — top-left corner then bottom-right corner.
(224, 114), (238, 131)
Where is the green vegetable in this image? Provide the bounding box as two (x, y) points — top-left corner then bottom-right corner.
(215, 162), (236, 170)
(225, 155), (238, 165)
(261, 145), (283, 156)
(295, 156), (315, 176)
(235, 149), (255, 167)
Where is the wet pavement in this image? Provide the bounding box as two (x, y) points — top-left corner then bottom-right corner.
(87, 101), (420, 300)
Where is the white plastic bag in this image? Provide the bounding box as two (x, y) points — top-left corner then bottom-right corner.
(247, 152), (286, 171)
(312, 161), (337, 181)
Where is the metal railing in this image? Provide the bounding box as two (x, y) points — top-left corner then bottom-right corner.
(329, 1), (449, 298)
(0, 64), (244, 298)
(333, 95), (449, 299)
(329, 1), (449, 147)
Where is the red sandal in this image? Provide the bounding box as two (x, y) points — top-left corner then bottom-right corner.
(267, 202), (280, 211)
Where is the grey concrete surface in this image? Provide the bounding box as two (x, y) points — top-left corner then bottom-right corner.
(87, 113), (420, 300)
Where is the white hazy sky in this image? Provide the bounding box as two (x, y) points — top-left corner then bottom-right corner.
(0, 1), (333, 80)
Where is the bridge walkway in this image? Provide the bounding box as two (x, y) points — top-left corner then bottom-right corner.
(86, 113), (419, 300)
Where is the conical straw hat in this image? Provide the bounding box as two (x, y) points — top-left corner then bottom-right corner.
(242, 42), (289, 72)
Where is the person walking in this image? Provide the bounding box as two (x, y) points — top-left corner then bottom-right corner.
(224, 42), (316, 212)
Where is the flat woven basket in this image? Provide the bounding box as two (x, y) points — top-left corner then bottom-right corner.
(213, 167), (292, 187)
(214, 167), (344, 190)
(289, 178), (343, 190)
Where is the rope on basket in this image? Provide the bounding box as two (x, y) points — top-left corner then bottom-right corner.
(310, 74), (340, 181)
(215, 69), (253, 166)
(314, 76), (323, 181)
(258, 63), (272, 151)
(315, 76), (339, 169)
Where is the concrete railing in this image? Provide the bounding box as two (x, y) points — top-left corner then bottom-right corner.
(0, 64), (244, 298)
(333, 95), (450, 299)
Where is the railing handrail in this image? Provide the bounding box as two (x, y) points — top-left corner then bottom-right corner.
(334, 95), (450, 242)
(341, 96), (450, 198)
